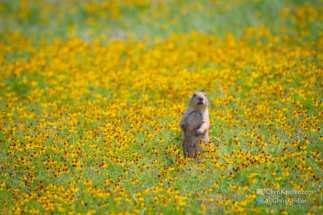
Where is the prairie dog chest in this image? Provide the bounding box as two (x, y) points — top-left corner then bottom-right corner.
(186, 111), (203, 130)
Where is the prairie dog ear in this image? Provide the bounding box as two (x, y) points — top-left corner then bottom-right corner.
(201, 89), (206, 96)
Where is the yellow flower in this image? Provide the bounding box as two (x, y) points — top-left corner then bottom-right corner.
(83, 179), (93, 186)
(282, 172), (289, 177)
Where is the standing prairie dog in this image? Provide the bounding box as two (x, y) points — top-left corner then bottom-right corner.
(180, 92), (210, 158)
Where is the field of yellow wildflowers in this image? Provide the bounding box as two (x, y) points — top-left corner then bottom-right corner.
(1, 0), (323, 214)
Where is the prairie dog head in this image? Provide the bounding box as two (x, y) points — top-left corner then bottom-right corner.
(189, 92), (208, 109)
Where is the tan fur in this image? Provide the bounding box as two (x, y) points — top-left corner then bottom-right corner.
(180, 92), (210, 158)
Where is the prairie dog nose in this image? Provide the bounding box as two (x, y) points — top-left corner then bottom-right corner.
(198, 97), (203, 101)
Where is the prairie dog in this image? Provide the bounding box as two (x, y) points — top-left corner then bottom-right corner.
(180, 92), (210, 158)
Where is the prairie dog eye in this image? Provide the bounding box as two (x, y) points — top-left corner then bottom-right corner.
(193, 94), (196, 97)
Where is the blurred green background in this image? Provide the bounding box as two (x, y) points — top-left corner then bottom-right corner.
(0, 0), (322, 44)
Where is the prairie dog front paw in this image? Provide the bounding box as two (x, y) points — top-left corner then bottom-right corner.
(196, 128), (205, 135)
(180, 121), (187, 129)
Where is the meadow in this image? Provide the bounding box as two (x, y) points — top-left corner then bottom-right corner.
(0, 0), (323, 214)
